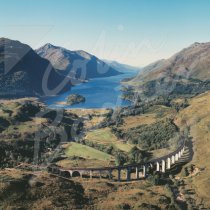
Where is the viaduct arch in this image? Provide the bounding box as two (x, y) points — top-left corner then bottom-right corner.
(49, 139), (186, 182)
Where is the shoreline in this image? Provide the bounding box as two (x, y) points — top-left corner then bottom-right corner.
(0, 97), (131, 111)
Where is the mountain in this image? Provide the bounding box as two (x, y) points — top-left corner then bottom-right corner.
(103, 60), (141, 73)
(131, 42), (210, 85)
(36, 44), (121, 80)
(0, 38), (72, 98)
(123, 42), (210, 98)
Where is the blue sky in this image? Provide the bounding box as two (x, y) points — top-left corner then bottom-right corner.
(0, 0), (210, 66)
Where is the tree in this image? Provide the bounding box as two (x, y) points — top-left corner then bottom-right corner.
(115, 152), (127, 166)
(106, 145), (114, 154)
(128, 146), (143, 164)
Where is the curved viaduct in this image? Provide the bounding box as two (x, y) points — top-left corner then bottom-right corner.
(49, 139), (186, 182)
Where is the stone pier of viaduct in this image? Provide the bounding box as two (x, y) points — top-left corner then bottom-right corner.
(49, 139), (185, 182)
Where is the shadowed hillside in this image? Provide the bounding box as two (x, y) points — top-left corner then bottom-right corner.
(36, 44), (121, 81)
(0, 38), (72, 98)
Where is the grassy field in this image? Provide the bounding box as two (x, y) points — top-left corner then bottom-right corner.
(65, 142), (113, 161)
(175, 91), (210, 208)
(68, 108), (110, 129)
(120, 113), (157, 130)
(85, 127), (134, 152)
(68, 108), (110, 117)
(146, 105), (177, 118)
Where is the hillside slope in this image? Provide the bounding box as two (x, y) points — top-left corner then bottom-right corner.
(103, 60), (141, 73)
(124, 42), (210, 99)
(0, 38), (72, 98)
(132, 42), (210, 84)
(0, 168), (174, 210)
(36, 44), (121, 80)
(175, 91), (210, 209)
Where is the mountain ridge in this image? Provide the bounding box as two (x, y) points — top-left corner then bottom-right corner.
(0, 38), (72, 98)
(103, 59), (141, 73)
(36, 44), (121, 80)
(131, 41), (210, 84)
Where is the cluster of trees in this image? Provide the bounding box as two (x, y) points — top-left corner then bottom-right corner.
(170, 98), (189, 112)
(112, 119), (178, 151)
(170, 80), (210, 96)
(82, 139), (150, 166)
(0, 134), (62, 168)
(82, 139), (125, 165)
(101, 95), (189, 131)
(122, 76), (210, 104)
(114, 151), (127, 166)
(119, 96), (171, 117)
(148, 171), (163, 186)
(82, 139), (115, 155)
(147, 171), (184, 210)
(164, 184), (183, 210)
(135, 203), (161, 210)
(0, 117), (10, 132)
(121, 95), (189, 116)
(0, 101), (83, 168)
(181, 164), (195, 177)
(98, 108), (124, 128)
(99, 97), (170, 128)
(121, 86), (139, 102)
(114, 146), (151, 166)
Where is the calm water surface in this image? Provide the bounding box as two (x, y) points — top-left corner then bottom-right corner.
(44, 71), (137, 109)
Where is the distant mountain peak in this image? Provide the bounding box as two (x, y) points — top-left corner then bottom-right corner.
(103, 59), (141, 73)
(36, 44), (121, 78)
(40, 43), (63, 51)
(43, 43), (55, 48)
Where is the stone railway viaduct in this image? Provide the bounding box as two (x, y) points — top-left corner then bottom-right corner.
(49, 139), (186, 182)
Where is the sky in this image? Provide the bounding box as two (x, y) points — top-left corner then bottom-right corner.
(0, 0), (210, 67)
